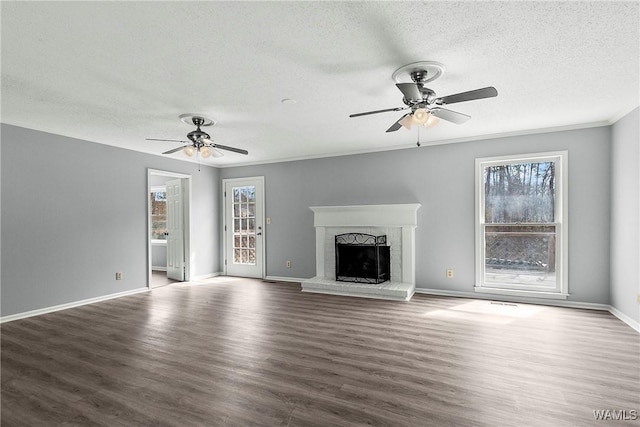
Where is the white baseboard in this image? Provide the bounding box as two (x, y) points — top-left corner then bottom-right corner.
(474, 286), (569, 300)
(415, 287), (639, 333)
(414, 287), (608, 310)
(152, 266), (167, 271)
(0, 287), (149, 324)
(608, 305), (640, 333)
(264, 275), (307, 284)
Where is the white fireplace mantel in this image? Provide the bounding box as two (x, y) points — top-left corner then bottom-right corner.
(303, 203), (421, 301)
(310, 204), (421, 228)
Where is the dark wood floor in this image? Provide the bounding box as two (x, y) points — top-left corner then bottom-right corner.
(2, 277), (639, 426)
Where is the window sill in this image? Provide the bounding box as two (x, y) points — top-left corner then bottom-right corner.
(474, 286), (569, 300)
(151, 240), (167, 246)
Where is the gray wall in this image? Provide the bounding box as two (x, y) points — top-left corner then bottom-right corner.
(151, 243), (167, 269)
(610, 107), (640, 323)
(1, 120), (622, 317)
(1, 124), (220, 316)
(221, 126), (612, 304)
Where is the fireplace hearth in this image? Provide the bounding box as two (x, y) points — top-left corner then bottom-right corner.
(335, 233), (390, 284)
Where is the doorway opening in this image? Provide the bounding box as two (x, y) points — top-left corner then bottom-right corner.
(148, 169), (192, 289)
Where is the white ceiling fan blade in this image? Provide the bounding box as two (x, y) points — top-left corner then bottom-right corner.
(202, 143), (224, 158)
(147, 138), (188, 143)
(436, 87), (498, 105)
(395, 83), (422, 102)
(162, 146), (187, 155)
(350, 106), (407, 118)
(214, 143), (248, 155)
(430, 107), (471, 124)
(386, 113), (411, 132)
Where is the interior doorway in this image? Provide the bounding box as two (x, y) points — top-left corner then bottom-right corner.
(148, 169), (191, 289)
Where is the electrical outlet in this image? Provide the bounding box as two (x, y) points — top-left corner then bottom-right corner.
(266, 217), (271, 225)
(446, 269), (454, 279)
(286, 260), (291, 268)
(116, 272), (122, 280)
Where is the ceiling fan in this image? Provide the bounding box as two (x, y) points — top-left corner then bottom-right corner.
(147, 114), (248, 158)
(350, 61), (498, 132)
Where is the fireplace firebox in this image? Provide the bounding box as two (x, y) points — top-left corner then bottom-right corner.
(335, 233), (390, 284)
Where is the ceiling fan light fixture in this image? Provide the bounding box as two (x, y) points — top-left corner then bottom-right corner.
(183, 145), (196, 157)
(399, 114), (414, 130)
(424, 113), (440, 128)
(412, 108), (429, 125)
(200, 146), (212, 158)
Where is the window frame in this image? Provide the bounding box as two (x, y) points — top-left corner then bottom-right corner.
(474, 151), (569, 299)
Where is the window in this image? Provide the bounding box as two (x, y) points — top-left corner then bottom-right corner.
(475, 152), (568, 298)
(150, 189), (167, 241)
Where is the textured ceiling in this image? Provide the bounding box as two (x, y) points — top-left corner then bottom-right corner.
(2, 1), (639, 167)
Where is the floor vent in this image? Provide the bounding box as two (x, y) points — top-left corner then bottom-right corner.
(490, 301), (518, 307)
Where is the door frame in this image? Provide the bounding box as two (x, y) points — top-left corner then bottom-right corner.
(147, 169), (192, 288)
(222, 176), (265, 279)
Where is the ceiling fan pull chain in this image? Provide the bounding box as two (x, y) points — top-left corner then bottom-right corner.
(416, 126), (421, 147)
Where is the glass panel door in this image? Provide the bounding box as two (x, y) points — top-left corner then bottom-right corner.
(224, 177), (264, 278)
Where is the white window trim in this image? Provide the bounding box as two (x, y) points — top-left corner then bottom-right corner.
(474, 151), (569, 299)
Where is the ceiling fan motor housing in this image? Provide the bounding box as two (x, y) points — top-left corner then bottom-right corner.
(402, 87), (436, 106)
(421, 88), (436, 104)
(187, 129), (210, 146)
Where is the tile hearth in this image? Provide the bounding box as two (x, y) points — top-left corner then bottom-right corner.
(301, 277), (414, 301)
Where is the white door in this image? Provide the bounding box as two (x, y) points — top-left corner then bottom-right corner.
(224, 177), (264, 278)
(166, 178), (185, 281)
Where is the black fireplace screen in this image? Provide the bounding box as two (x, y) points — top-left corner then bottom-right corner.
(335, 233), (390, 284)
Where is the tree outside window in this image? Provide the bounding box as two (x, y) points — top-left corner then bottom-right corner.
(151, 191), (167, 240)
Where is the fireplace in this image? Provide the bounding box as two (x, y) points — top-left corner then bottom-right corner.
(301, 204), (421, 301)
(335, 233), (390, 284)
